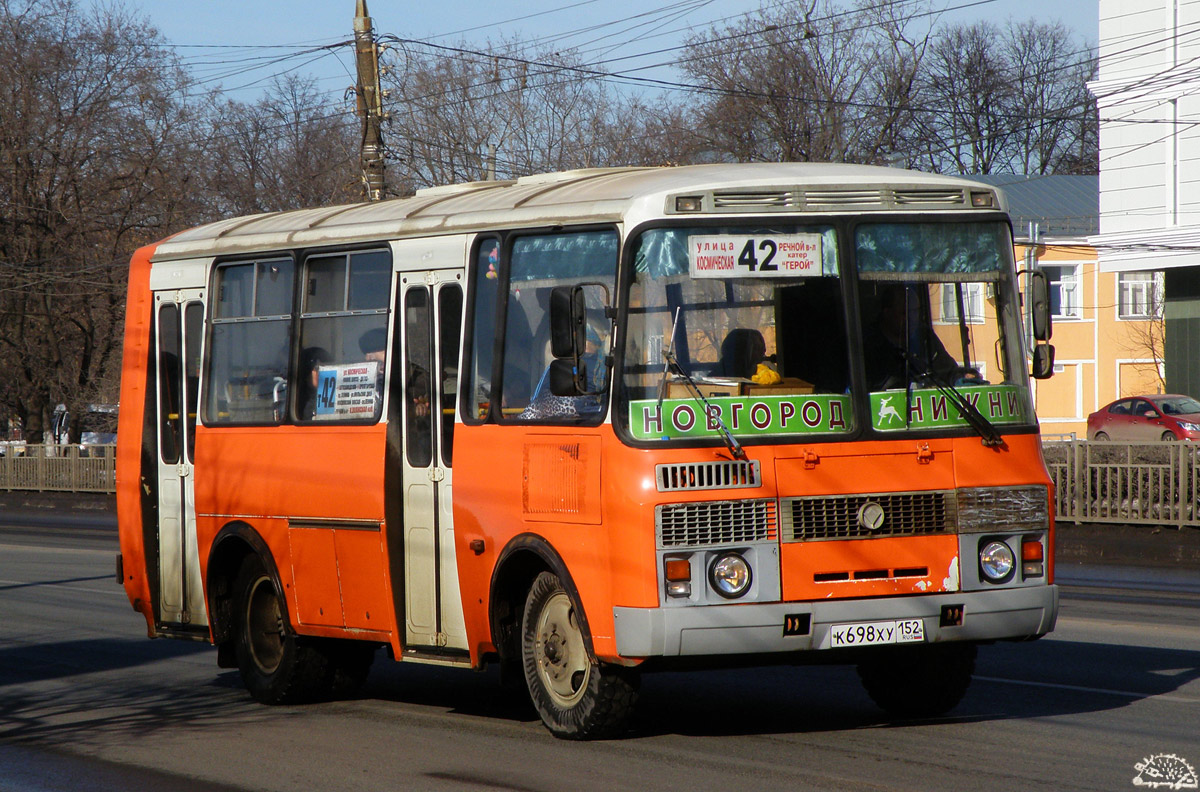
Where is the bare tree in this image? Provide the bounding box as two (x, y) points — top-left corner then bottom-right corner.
(1005, 20), (1097, 175)
(914, 18), (1097, 175)
(676, 0), (933, 164)
(198, 75), (360, 216)
(383, 41), (621, 190)
(0, 0), (194, 442)
(915, 22), (1013, 173)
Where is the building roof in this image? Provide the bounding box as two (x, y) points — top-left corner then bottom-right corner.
(965, 174), (1098, 240)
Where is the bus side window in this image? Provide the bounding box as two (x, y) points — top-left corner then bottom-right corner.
(463, 237), (500, 422)
(499, 229), (618, 423)
(206, 259), (294, 425)
(296, 249), (390, 423)
(438, 284), (463, 465)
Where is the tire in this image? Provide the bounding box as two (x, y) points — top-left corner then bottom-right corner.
(857, 642), (976, 719)
(234, 555), (329, 704)
(321, 640), (377, 698)
(1162, 431), (1178, 442)
(1093, 431), (1109, 441)
(521, 571), (638, 739)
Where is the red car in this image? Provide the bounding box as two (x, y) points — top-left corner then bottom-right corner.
(1086, 394), (1200, 441)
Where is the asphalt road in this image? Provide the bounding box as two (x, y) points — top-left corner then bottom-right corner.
(1, 515), (1198, 792)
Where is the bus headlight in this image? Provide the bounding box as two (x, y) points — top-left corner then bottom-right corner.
(979, 540), (1015, 583)
(709, 553), (752, 598)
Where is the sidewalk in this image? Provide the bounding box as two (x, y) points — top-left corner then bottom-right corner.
(1055, 521), (1200, 569)
(0, 490), (116, 527)
(2, 490), (1199, 569)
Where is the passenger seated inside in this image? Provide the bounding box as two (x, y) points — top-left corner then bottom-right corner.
(299, 346), (331, 419)
(714, 329), (767, 379)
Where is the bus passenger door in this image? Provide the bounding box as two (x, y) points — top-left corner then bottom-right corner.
(398, 271), (468, 651)
(153, 290), (208, 628)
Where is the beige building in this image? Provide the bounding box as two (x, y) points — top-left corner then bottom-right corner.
(970, 176), (1164, 439)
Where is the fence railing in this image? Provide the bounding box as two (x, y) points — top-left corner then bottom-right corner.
(0, 444), (116, 493)
(1043, 440), (1200, 528)
(2, 439), (1195, 525)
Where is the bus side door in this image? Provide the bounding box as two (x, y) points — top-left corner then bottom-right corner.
(153, 290), (208, 628)
(396, 263), (468, 652)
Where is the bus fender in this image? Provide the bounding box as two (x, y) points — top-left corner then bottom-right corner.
(488, 533), (596, 666)
(206, 521), (288, 652)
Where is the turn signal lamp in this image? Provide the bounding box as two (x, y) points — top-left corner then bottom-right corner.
(665, 559), (691, 581)
(665, 558), (691, 598)
(1021, 536), (1045, 579)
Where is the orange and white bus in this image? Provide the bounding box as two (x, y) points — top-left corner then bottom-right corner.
(116, 163), (1058, 739)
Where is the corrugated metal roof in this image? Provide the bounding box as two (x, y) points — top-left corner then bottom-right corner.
(964, 174), (1098, 239)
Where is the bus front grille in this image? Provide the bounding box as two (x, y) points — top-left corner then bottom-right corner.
(656, 498), (778, 548)
(781, 491), (956, 542)
(655, 460), (761, 492)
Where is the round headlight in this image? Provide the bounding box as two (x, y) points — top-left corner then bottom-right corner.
(979, 540), (1015, 582)
(709, 553), (752, 598)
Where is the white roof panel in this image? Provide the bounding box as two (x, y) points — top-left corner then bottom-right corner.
(151, 163), (1001, 262)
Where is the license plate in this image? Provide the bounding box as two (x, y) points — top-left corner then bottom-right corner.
(823, 618), (925, 649)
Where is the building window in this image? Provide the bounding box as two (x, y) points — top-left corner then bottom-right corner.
(939, 282), (986, 324)
(1118, 271), (1163, 319)
(1042, 265), (1080, 319)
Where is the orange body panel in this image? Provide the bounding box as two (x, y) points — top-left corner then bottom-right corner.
(191, 425), (395, 641)
(453, 424), (666, 662)
(115, 243), (158, 634)
(453, 423), (1053, 664)
(774, 439), (957, 496)
(780, 535), (961, 601)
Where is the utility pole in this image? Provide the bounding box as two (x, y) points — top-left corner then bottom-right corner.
(354, 0), (385, 201)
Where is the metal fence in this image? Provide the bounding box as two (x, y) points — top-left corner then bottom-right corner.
(2, 439), (1196, 524)
(1043, 441), (1200, 528)
(0, 444), (116, 493)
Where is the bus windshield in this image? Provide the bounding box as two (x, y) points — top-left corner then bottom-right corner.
(620, 220), (1034, 445)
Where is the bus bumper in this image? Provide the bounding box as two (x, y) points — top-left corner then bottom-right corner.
(612, 585), (1058, 658)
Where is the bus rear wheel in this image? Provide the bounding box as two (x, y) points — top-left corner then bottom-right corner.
(520, 571), (638, 739)
(234, 555), (329, 704)
(857, 642), (976, 719)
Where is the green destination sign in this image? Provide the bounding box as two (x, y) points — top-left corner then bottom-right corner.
(629, 394), (853, 441)
(870, 385), (1030, 431)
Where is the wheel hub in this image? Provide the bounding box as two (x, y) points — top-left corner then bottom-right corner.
(534, 591), (589, 707)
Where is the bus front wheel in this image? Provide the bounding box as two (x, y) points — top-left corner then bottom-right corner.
(856, 642), (976, 719)
(234, 555), (329, 704)
(520, 571), (638, 739)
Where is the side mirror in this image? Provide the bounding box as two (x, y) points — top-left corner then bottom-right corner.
(550, 286), (585, 360)
(1031, 343), (1055, 380)
(1144, 410), (1159, 419)
(1030, 270), (1053, 341)
(548, 284), (610, 396)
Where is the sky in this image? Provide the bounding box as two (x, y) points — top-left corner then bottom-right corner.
(103, 0), (1101, 103)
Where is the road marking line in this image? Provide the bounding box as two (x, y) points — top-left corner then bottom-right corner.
(0, 578), (124, 596)
(0, 542), (112, 556)
(976, 675), (1200, 704)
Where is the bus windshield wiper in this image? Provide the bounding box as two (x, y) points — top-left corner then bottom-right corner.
(656, 310), (747, 461)
(912, 361), (1004, 447)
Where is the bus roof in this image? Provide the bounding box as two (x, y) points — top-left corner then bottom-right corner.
(150, 163), (1006, 262)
